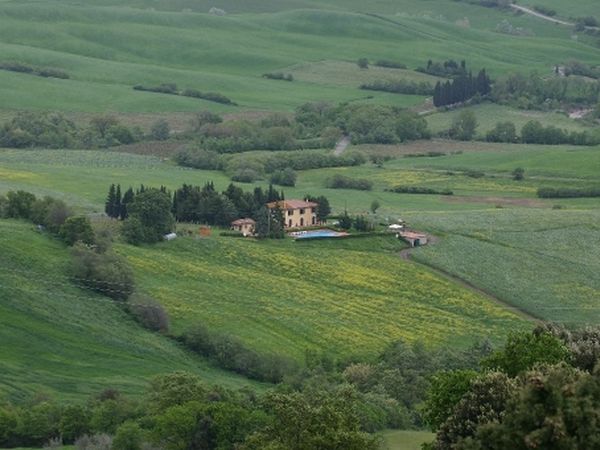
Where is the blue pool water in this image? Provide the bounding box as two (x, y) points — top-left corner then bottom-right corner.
(293, 229), (347, 239)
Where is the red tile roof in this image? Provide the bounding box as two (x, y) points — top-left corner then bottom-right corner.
(267, 199), (318, 210)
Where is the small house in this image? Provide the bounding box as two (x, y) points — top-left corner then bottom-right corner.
(231, 218), (256, 236)
(399, 231), (428, 247)
(267, 199), (318, 229)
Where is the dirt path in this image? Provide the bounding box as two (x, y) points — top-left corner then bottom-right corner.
(398, 234), (541, 323)
(333, 135), (351, 156)
(510, 4), (573, 26)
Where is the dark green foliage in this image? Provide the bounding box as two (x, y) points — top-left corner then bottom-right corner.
(244, 388), (380, 450)
(124, 189), (174, 244)
(486, 121), (518, 143)
(449, 110), (478, 141)
(357, 58), (369, 69)
(370, 200), (380, 214)
(60, 405), (91, 443)
(0, 112), (78, 148)
(374, 60), (407, 69)
(482, 331), (569, 377)
(189, 111), (223, 132)
(269, 167), (297, 186)
(5, 190), (37, 219)
(60, 216), (95, 246)
(386, 186), (453, 195)
(150, 119), (170, 141)
(133, 83), (178, 94)
(434, 372), (516, 450)
(174, 148), (223, 170)
(492, 73), (600, 109)
(361, 80), (433, 95)
(338, 211), (353, 230)
(112, 421), (144, 450)
(70, 243), (134, 300)
(418, 59), (467, 78)
(520, 120), (599, 146)
(563, 60), (600, 79)
(353, 215), (374, 232)
(532, 5), (556, 16)
(512, 167), (525, 181)
(181, 89), (236, 105)
(433, 69), (491, 107)
(128, 293), (170, 333)
(0, 61), (69, 79)
(262, 72), (293, 81)
(182, 324), (296, 382)
(326, 174), (373, 190)
(31, 196), (72, 232)
(537, 187), (600, 198)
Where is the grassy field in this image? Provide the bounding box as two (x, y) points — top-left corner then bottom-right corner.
(0, 0), (598, 114)
(381, 430), (434, 450)
(0, 220), (258, 401)
(116, 233), (527, 360)
(426, 103), (591, 137)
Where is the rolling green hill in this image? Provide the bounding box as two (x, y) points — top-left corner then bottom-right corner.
(0, 0), (598, 113)
(0, 220), (258, 401)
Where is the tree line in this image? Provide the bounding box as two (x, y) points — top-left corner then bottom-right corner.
(433, 69), (492, 107)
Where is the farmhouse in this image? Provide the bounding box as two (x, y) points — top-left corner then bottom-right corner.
(231, 218), (256, 236)
(267, 199), (318, 229)
(399, 231), (428, 247)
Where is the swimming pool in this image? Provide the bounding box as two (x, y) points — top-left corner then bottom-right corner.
(291, 229), (349, 240)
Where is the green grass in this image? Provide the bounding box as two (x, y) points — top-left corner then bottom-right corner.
(0, 220), (259, 401)
(406, 208), (600, 325)
(380, 429), (434, 450)
(116, 233), (527, 360)
(426, 104), (591, 137)
(0, 0), (598, 113)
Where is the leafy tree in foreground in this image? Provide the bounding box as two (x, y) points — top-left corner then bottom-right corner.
(449, 110), (478, 141)
(60, 216), (95, 246)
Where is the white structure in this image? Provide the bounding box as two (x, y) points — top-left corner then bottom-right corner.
(164, 232), (177, 241)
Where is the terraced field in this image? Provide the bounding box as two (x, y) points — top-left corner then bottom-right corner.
(0, 220), (257, 401)
(117, 234), (528, 360)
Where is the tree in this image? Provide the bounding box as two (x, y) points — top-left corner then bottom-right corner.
(357, 58), (369, 69)
(338, 211), (352, 230)
(486, 121), (517, 143)
(244, 388), (380, 450)
(421, 370), (478, 430)
(150, 119), (170, 141)
(449, 110), (478, 141)
(124, 189), (174, 243)
(60, 216), (95, 246)
(433, 372), (516, 450)
(105, 184), (117, 218)
(112, 421), (144, 450)
(482, 330), (569, 377)
(59, 405), (90, 444)
(370, 200), (380, 214)
(128, 293), (169, 333)
(512, 167), (525, 181)
(6, 190), (36, 219)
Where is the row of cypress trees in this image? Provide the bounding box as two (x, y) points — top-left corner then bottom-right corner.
(433, 69), (492, 107)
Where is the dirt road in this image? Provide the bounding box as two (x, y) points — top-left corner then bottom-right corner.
(510, 4), (573, 26)
(333, 135), (351, 156)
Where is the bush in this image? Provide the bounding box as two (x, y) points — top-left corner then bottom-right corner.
(37, 67), (69, 79)
(486, 121), (518, 143)
(112, 422), (144, 450)
(71, 244), (135, 301)
(174, 148), (222, 170)
(512, 167), (525, 181)
(269, 168), (297, 186)
(449, 110), (478, 141)
(361, 80), (433, 95)
(386, 186), (453, 195)
(326, 174), (373, 190)
(374, 60), (407, 69)
(133, 83), (178, 95)
(357, 58), (369, 69)
(60, 216), (95, 246)
(128, 293), (169, 333)
(537, 187), (600, 198)
(181, 89), (235, 105)
(262, 72), (293, 81)
(75, 434), (113, 450)
(6, 190), (37, 219)
(150, 119), (170, 141)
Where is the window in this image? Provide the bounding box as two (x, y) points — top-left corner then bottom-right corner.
(300, 217), (304, 226)
(300, 208), (305, 214)
(288, 210), (294, 216)
(312, 216), (316, 225)
(288, 219), (292, 227)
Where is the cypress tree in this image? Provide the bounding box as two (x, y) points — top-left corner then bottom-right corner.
(433, 82), (442, 107)
(120, 187), (135, 220)
(115, 184), (122, 219)
(105, 184), (116, 218)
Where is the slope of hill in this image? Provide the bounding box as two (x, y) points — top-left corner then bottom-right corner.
(0, 220), (258, 401)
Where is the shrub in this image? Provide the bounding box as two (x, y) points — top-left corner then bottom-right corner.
(486, 121), (518, 143)
(353, 215), (374, 232)
(537, 187), (600, 198)
(150, 119), (170, 141)
(37, 67), (69, 79)
(386, 186), (453, 195)
(357, 58), (369, 69)
(75, 434), (113, 450)
(112, 422), (144, 450)
(128, 293), (169, 333)
(374, 60), (407, 69)
(31, 196), (72, 232)
(449, 110), (478, 141)
(71, 244), (135, 301)
(361, 80), (433, 95)
(262, 72), (293, 81)
(465, 170), (485, 178)
(174, 148), (222, 170)
(326, 174), (373, 191)
(189, 111), (223, 132)
(181, 89), (235, 105)
(0, 61), (34, 73)
(231, 168), (260, 183)
(6, 190), (37, 219)
(270, 168), (297, 187)
(133, 83), (178, 95)
(512, 167), (525, 181)
(60, 216), (95, 246)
